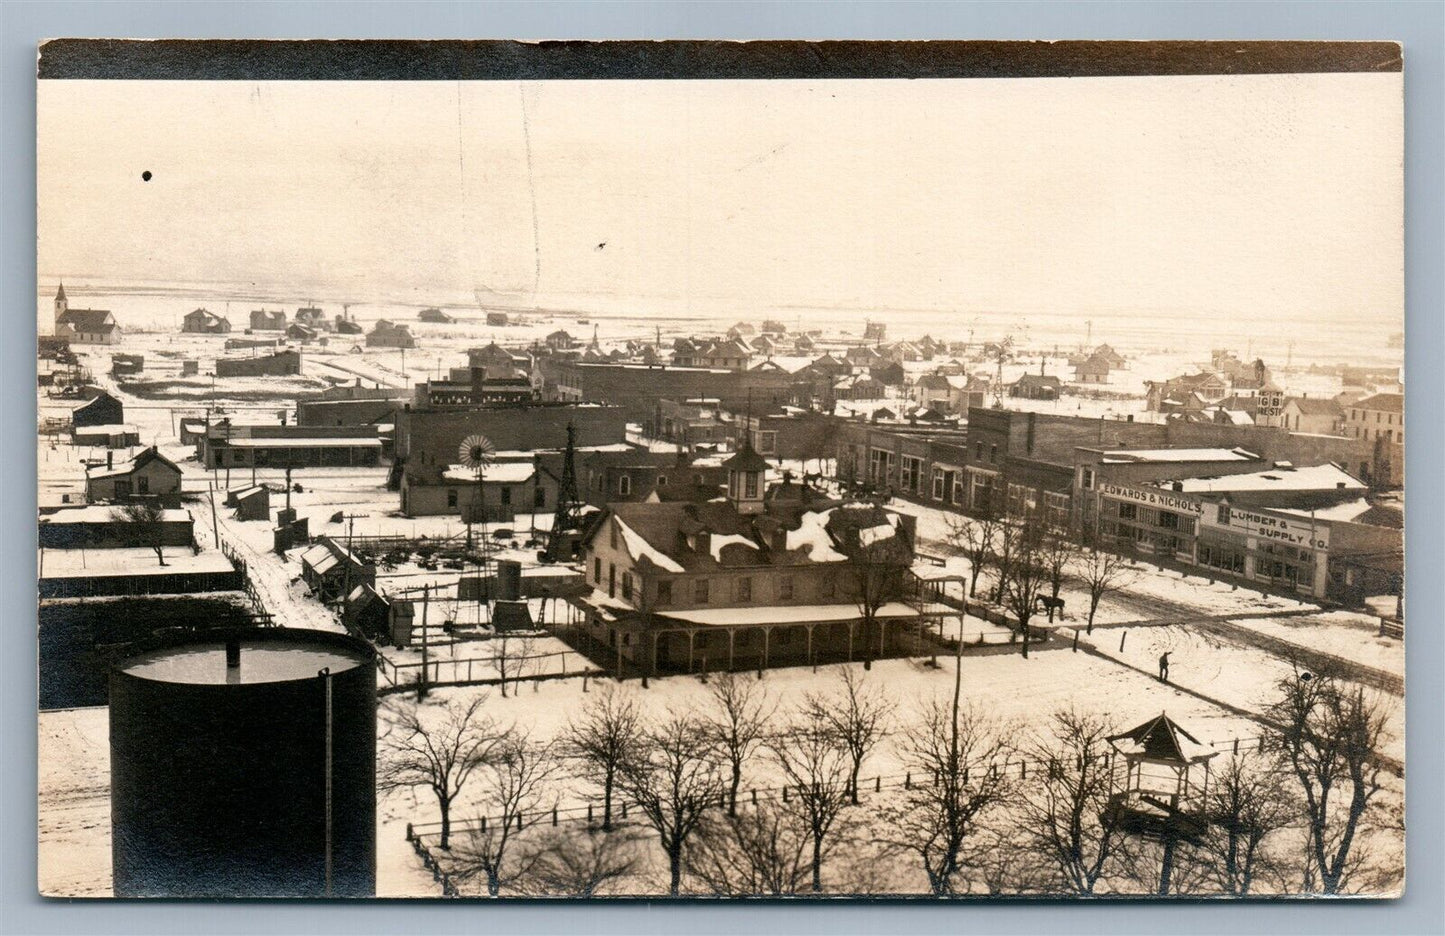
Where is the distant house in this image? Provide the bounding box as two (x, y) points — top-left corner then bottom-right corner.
(1009, 373), (1063, 401)
(1091, 344), (1127, 369)
(367, 320), (416, 349)
(792, 333), (815, 353)
(418, 307), (454, 324)
(834, 374), (885, 400)
(181, 308), (231, 334)
(863, 321), (887, 342)
(752, 334), (777, 356)
(72, 391), (123, 428)
(871, 361), (906, 387)
(52, 284), (120, 345)
(693, 338), (753, 371)
(727, 321), (757, 338)
(1278, 396), (1342, 435)
(1146, 372), (1229, 412)
(286, 323), (319, 342)
(845, 345), (884, 368)
(334, 315), (364, 335)
(85, 447), (183, 502)
(249, 309), (287, 331)
(110, 354), (144, 378)
(486, 311), (510, 327)
(882, 341), (921, 363)
(1073, 353), (1111, 384)
(468, 342), (530, 379)
(759, 320), (787, 336)
(295, 306), (329, 330)
(545, 329), (576, 351)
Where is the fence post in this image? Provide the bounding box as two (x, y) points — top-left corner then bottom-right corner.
(1119, 631), (1127, 652)
(587, 803), (593, 824)
(904, 772), (911, 790)
(874, 775), (881, 793)
(751, 789), (757, 805)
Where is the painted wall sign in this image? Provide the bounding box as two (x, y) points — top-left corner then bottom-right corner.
(1096, 481), (1205, 515)
(1205, 506), (1330, 549)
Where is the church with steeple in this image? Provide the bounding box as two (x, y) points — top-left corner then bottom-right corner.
(52, 283), (121, 344)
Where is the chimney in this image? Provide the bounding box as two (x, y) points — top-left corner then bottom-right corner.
(106, 451), (113, 470)
(694, 531), (711, 556)
(1336, 481), (1346, 489)
(225, 640), (241, 669)
(1126, 414), (1134, 422)
(1171, 481), (1183, 492)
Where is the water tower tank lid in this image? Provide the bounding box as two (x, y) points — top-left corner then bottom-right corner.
(120, 638), (367, 686)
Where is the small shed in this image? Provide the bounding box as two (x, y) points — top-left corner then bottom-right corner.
(228, 485), (272, 522)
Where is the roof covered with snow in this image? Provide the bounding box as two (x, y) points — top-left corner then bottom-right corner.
(1101, 447), (1257, 464)
(440, 462), (538, 484)
(1167, 462), (1366, 495)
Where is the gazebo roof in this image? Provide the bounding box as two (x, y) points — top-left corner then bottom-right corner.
(1107, 713), (1217, 765)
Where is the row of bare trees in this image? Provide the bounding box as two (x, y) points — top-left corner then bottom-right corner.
(945, 508), (1135, 643)
(379, 665), (1397, 897)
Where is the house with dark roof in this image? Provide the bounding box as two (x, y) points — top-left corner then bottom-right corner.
(295, 306), (329, 330)
(71, 391), (123, 429)
(1009, 373), (1063, 401)
(693, 338), (753, 371)
(418, 307), (454, 324)
(85, 447), (183, 502)
(1073, 353), (1112, 384)
(366, 319), (416, 349)
(546, 329), (577, 351)
(250, 308), (287, 331)
(181, 308), (231, 334)
(51, 283), (120, 345)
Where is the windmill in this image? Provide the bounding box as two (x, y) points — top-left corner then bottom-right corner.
(458, 434), (496, 553)
(543, 422), (582, 562)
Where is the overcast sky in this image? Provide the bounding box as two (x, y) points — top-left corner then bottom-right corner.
(38, 74), (1401, 325)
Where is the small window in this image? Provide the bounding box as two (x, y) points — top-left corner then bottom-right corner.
(137, 476), (150, 495)
(500, 487), (511, 506)
(694, 579), (710, 603)
(619, 474), (632, 496)
(989, 444), (998, 464)
(818, 576), (835, 600)
(1082, 468), (1095, 490)
(593, 557), (602, 583)
(736, 577), (752, 601)
(778, 576), (794, 600)
(1118, 502), (1137, 521)
(656, 580), (672, 605)
(1216, 504), (1230, 525)
(974, 442), (983, 459)
(447, 489), (458, 508)
(534, 486), (546, 508)
(744, 472), (758, 498)
(621, 572), (633, 602)
(608, 563), (616, 598)
(610, 521), (619, 550)
(656, 475), (668, 487)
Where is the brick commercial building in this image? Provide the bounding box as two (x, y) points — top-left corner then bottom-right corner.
(834, 421), (971, 512)
(1342, 393), (1404, 487)
(296, 397), (402, 428)
(392, 402), (626, 484)
(1075, 456), (1392, 602)
(537, 358), (797, 426)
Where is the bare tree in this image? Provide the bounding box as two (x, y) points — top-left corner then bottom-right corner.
(768, 721), (855, 892)
(1197, 753), (1297, 895)
(521, 826), (643, 896)
(377, 694), (502, 850)
(687, 807), (812, 896)
(492, 632), (536, 698)
(617, 713), (725, 895)
(112, 502), (168, 566)
(1072, 529), (1134, 634)
(703, 672), (775, 816)
(559, 683), (641, 831)
(449, 730), (561, 896)
(944, 511), (1000, 599)
(1266, 670), (1393, 895)
(1017, 709), (1131, 894)
(887, 697), (1013, 895)
(1037, 530), (1076, 623)
(802, 667), (893, 805)
(997, 513), (1049, 659)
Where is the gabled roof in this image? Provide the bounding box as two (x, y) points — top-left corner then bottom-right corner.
(722, 446), (771, 473)
(86, 446), (182, 480)
(56, 309), (116, 332)
(1354, 393), (1403, 414)
(1285, 396), (1345, 417)
(1012, 373), (1062, 388)
(1107, 713), (1215, 764)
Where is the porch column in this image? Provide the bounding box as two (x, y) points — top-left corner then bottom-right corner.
(806, 624), (814, 666)
(846, 621), (855, 662)
(728, 630), (736, 671)
(688, 630), (696, 674)
(762, 626), (771, 669)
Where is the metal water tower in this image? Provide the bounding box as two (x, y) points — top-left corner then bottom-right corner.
(109, 629), (376, 897)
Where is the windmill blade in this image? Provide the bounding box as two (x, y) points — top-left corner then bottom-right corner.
(458, 434), (496, 470)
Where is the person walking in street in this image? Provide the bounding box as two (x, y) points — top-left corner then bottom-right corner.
(1158, 651), (1171, 683)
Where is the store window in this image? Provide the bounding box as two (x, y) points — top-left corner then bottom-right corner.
(1118, 502), (1137, 521)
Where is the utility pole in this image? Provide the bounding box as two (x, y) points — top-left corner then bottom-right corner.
(418, 583), (430, 701)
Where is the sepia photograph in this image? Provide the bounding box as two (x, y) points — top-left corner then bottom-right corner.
(34, 39), (1406, 901)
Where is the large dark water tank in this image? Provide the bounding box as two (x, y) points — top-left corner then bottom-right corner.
(109, 629), (376, 897)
